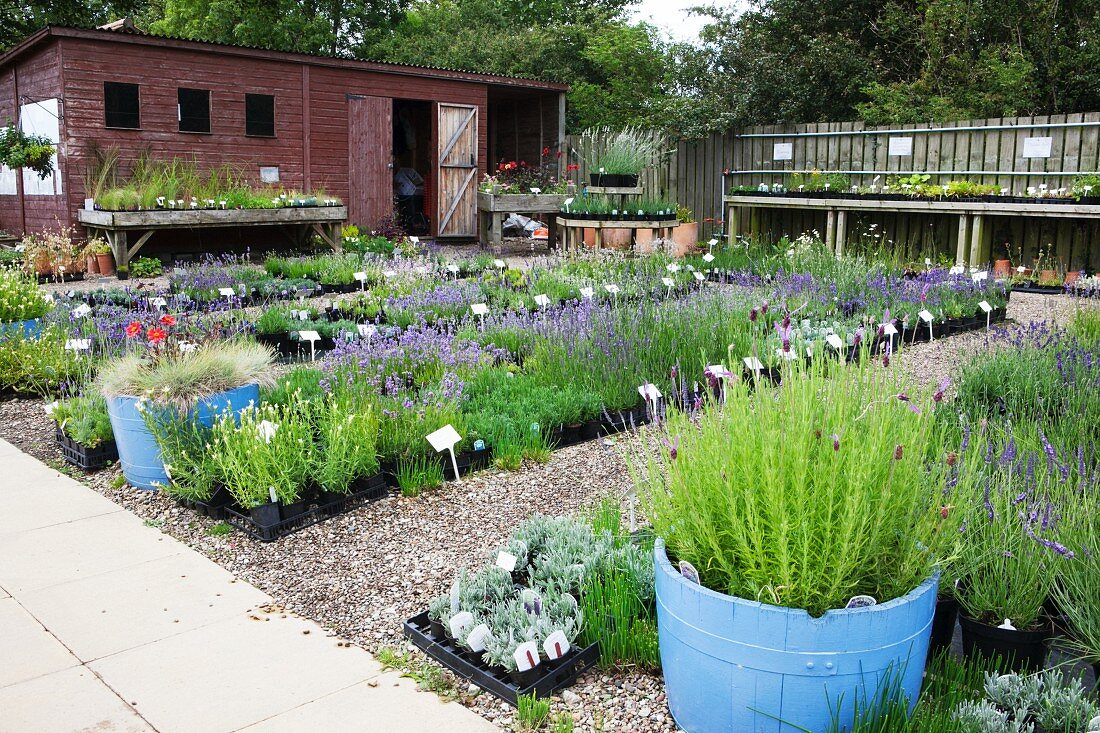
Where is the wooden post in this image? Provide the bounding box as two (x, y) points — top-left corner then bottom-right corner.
(826, 209), (837, 253)
(956, 214), (970, 265)
(835, 210), (847, 256)
(969, 215), (985, 268)
(728, 204), (739, 245)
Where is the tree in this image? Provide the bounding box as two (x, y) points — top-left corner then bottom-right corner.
(1, 1), (146, 52)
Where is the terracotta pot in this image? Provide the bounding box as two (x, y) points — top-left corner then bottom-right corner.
(1039, 269), (1058, 283)
(1065, 271), (1080, 285)
(671, 221), (699, 257)
(634, 228), (657, 254)
(86, 255), (100, 275)
(992, 259), (1012, 278)
(601, 228), (632, 250)
(582, 228), (596, 249)
(96, 252), (116, 276)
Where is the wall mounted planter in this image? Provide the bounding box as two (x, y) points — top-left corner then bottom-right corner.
(654, 539), (937, 733)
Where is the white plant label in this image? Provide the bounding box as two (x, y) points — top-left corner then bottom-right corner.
(772, 142), (793, 161)
(846, 595), (878, 609)
(529, 187), (541, 195)
(666, 262), (681, 273)
(426, 424), (463, 483)
(743, 356), (764, 372)
(679, 561), (700, 584)
(883, 323), (898, 336)
(446, 264), (459, 275)
(218, 287), (235, 297)
(707, 364), (731, 379)
(449, 611), (475, 639)
(1022, 136), (1053, 159)
(604, 283), (620, 295)
(924, 257), (932, 266)
(949, 265), (965, 275)
(918, 310), (934, 323)
(471, 303), (489, 316)
(357, 324), (377, 339)
(409, 236), (420, 244)
(71, 304), (92, 318)
(662, 277), (675, 289)
(178, 341), (197, 354)
(495, 551), (517, 572)
(826, 334), (844, 350)
(415, 265), (428, 275)
(493, 259), (506, 269)
(887, 136), (913, 157)
(693, 271), (705, 282)
(972, 271), (989, 283)
(978, 300), (993, 313)
(297, 330), (320, 341)
(383, 270), (396, 279)
(466, 624), (491, 652)
(534, 294), (551, 308)
(580, 286), (594, 298)
(64, 338), (91, 351)
(637, 383), (662, 402)
(354, 271), (368, 282)
(703, 253), (715, 263)
(150, 297), (167, 308)
(449, 577), (461, 613)
(513, 641), (541, 671)
(43, 401), (58, 417)
(707, 238), (718, 248)
(543, 630), (570, 660)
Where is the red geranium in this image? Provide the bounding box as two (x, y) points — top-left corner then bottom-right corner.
(542, 146), (550, 156)
(125, 321), (142, 338)
(159, 314), (177, 326)
(147, 327), (167, 344)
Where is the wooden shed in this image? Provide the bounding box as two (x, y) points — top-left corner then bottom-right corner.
(0, 25), (567, 243)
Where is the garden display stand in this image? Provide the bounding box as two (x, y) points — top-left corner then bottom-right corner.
(477, 191), (568, 249)
(403, 611), (600, 706)
(559, 185), (677, 253)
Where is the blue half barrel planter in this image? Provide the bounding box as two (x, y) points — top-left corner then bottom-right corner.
(107, 384), (260, 490)
(0, 318), (43, 339)
(654, 539), (938, 733)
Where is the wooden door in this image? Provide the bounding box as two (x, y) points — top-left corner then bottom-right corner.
(436, 103), (479, 237)
(348, 95), (393, 230)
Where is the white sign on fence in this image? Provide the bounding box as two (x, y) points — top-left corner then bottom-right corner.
(888, 136), (914, 157)
(1022, 136), (1053, 159)
(772, 143), (793, 161)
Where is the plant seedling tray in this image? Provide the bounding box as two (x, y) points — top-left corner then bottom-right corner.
(55, 428), (118, 470)
(195, 473), (388, 542)
(403, 611), (600, 706)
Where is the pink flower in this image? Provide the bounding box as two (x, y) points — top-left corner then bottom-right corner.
(831, 434), (840, 452)
(663, 435), (679, 460)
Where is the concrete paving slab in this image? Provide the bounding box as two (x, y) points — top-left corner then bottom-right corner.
(237, 673), (500, 733)
(0, 597), (80, 688)
(18, 550), (270, 661)
(0, 666), (153, 733)
(89, 612), (384, 733)
(2, 449), (123, 533)
(0, 511), (181, 595)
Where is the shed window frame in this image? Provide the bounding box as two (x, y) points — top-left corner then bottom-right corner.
(104, 82), (140, 130)
(245, 93), (276, 138)
(177, 87), (211, 134)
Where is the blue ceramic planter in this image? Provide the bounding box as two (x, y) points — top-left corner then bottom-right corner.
(654, 539), (937, 733)
(0, 318), (43, 339)
(107, 384), (260, 491)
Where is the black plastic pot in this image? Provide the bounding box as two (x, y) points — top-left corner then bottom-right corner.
(508, 667), (541, 687)
(429, 619), (446, 639)
(249, 502), (281, 529)
(928, 596), (959, 658)
(280, 500), (307, 521)
(959, 614), (1050, 672)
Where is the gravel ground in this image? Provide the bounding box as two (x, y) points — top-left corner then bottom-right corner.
(4, 289), (1097, 733)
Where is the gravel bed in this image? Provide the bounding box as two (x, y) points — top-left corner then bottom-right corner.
(4, 289), (1096, 732)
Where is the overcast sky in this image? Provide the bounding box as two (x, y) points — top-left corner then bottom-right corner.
(631, 0), (744, 44)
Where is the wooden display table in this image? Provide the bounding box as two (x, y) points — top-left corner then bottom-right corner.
(477, 191), (569, 247)
(78, 206), (347, 269)
(556, 217), (677, 252)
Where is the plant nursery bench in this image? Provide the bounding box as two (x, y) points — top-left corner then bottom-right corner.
(555, 216), (678, 253)
(477, 191), (569, 248)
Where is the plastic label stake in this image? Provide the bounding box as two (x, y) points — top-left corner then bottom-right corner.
(826, 333), (844, 351)
(354, 271), (368, 290)
(356, 324), (376, 342)
(218, 287), (235, 303)
(493, 259), (506, 271)
(707, 238), (718, 253)
(534, 294), (550, 309)
(297, 330), (321, 360)
(449, 611), (474, 639)
(743, 356), (764, 374)
(979, 300), (993, 329)
(693, 271), (705, 282)
(514, 641), (540, 672)
(679, 561), (700, 584)
(466, 624), (491, 652)
(64, 339), (91, 352)
(71, 304), (92, 318)
(666, 262), (681, 273)
(543, 631), (570, 660)
(495, 551), (517, 572)
(426, 424), (463, 483)
(580, 287), (594, 299)
(972, 271), (989, 283)
(604, 283), (620, 296)
(662, 276), (675, 295)
(882, 323), (898, 336)
(150, 297), (167, 308)
(446, 264), (460, 278)
(918, 309), (934, 341)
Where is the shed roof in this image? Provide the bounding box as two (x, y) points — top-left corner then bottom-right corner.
(0, 25), (569, 93)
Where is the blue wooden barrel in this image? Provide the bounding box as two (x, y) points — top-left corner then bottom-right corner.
(654, 539), (937, 733)
(0, 318), (43, 339)
(107, 384), (259, 490)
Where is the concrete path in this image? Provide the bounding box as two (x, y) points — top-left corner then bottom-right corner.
(0, 439), (498, 733)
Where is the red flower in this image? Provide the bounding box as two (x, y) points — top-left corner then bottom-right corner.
(542, 146), (550, 156)
(566, 163), (580, 172)
(147, 327), (167, 344)
(159, 314), (176, 326)
(555, 150), (562, 159)
(125, 321), (142, 338)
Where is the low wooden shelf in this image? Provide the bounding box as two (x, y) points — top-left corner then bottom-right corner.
(555, 216), (678, 252)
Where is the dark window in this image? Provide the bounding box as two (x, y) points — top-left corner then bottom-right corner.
(104, 82), (140, 129)
(177, 88), (210, 133)
(245, 94), (275, 137)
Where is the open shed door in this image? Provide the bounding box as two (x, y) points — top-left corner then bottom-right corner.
(436, 103), (478, 237)
(348, 95), (393, 230)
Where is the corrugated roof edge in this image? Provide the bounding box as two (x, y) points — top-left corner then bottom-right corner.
(0, 25), (569, 92)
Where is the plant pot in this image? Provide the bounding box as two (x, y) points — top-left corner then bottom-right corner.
(429, 619), (446, 639)
(654, 539), (937, 733)
(106, 384), (261, 491)
(249, 502), (281, 530)
(116, 270), (129, 281)
(280, 500), (307, 521)
(508, 667), (540, 687)
(86, 255), (101, 275)
(958, 614), (1050, 672)
(928, 595), (959, 658)
(992, 260), (1012, 278)
(97, 252), (116, 276)
(670, 222), (698, 257)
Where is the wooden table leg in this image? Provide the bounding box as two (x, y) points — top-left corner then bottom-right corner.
(835, 210), (847, 256)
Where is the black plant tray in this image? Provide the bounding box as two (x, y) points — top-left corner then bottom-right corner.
(55, 428), (118, 470)
(194, 472), (388, 542)
(403, 610), (600, 706)
(1011, 285), (1064, 295)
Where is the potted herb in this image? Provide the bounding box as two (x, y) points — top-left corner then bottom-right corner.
(49, 394), (118, 470)
(97, 324), (276, 490)
(0, 269), (49, 338)
(637, 362), (964, 732)
(670, 206), (698, 257)
(315, 396), (382, 511)
(581, 126), (665, 187)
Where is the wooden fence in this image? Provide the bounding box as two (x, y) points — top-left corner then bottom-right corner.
(567, 113), (1100, 267)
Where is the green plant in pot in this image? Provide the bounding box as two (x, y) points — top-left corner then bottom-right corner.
(0, 269), (49, 337)
(97, 329), (276, 490)
(635, 359), (966, 732)
(581, 125), (666, 187)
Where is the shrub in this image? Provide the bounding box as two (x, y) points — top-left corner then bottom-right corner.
(51, 394), (113, 447)
(0, 269), (49, 322)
